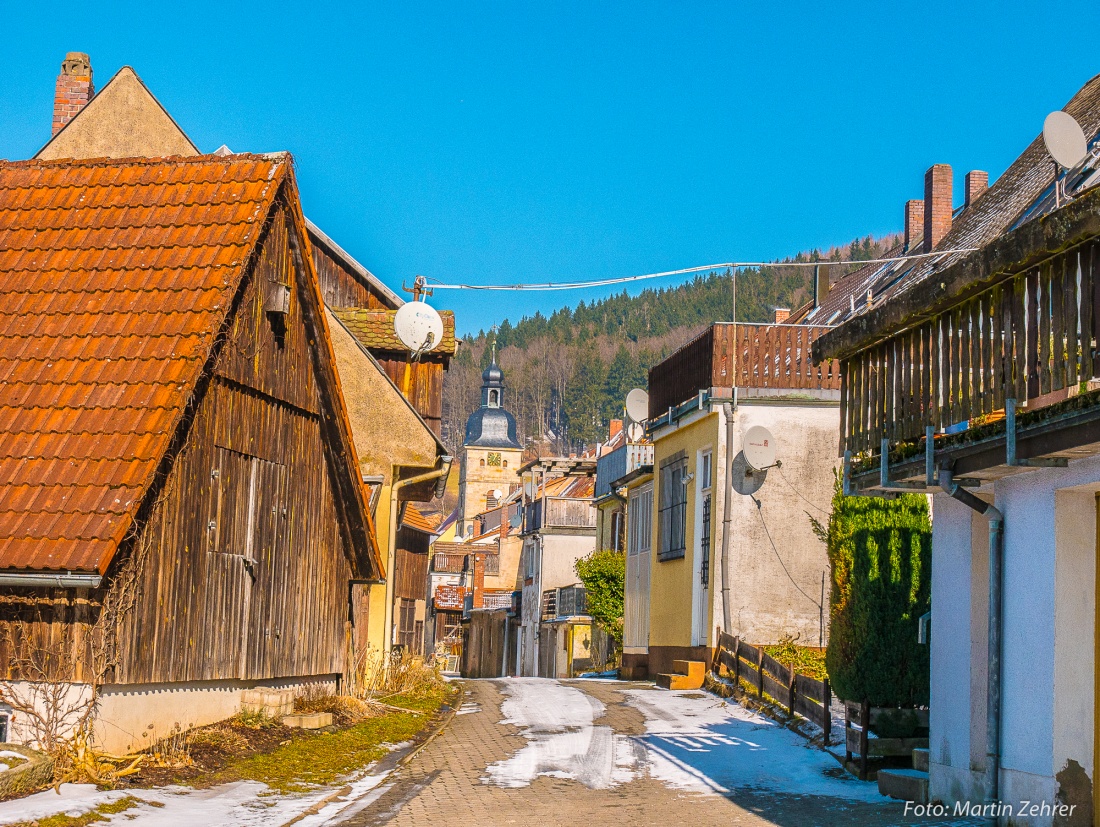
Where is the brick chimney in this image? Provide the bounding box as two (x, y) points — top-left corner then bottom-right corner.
(923, 164), (952, 253)
(52, 52), (94, 136)
(773, 307), (790, 324)
(471, 553), (485, 609)
(609, 419), (623, 440)
(904, 200), (925, 252)
(964, 170), (989, 209)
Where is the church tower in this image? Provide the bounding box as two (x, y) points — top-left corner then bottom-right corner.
(458, 357), (523, 536)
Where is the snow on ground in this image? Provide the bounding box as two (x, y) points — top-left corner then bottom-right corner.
(622, 687), (886, 801)
(0, 772), (390, 827)
(484, 679), (887, 803)
(483, 678), (642, 789)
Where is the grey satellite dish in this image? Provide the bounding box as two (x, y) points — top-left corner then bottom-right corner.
(1044, 111), (1088, 169)
(627, 422), (644, 442)
(394, 301), (444, 355)
(523, 481), (536, 499)
(625, 388), (649, 423)
(743, 425), (777, 472)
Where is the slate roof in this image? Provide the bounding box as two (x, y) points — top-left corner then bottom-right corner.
(332, 307), (456, 356)
(810, 72), (1100, 340)
(0, 154), (285, 574)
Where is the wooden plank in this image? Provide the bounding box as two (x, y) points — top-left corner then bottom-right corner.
(1027, 268), (1040, 400)
(795, 673), (828, 704)
(1078, 246), (1092, 383)
(959, 303), (972, 423)
(920, 322), (932, 429)
(1090, 243), (1100, 378)
(994, 283), (1007, 411)
(1052, 255), (1066, 392)
(1065, 252), (1079, 386)
(1039, 262), (1052, 396)
(794, 693), (826, 726)
(761, 652), (792, 685)
(737, 640), (760, 664)
(885, 339), (895, 442)
(762, 673), (791, 709)
(838, 360), (849, 455)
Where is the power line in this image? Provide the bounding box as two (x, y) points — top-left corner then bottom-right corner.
(424, 247), (980, 292)
(775, 465), (831, 516)
(752, 496), (822, 610)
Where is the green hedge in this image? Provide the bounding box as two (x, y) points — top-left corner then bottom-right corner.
(575, 549), (626, 646)
(814, 475), (931, 706)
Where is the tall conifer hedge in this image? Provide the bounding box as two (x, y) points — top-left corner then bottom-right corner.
(814, 476), (932, 706)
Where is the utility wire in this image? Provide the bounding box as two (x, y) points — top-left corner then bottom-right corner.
(775, 465), (831, 516)
(424, 247), (980, 292)
(752, 495), (822, 610)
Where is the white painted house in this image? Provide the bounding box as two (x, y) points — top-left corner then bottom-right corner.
(814, 73), (1100, 823)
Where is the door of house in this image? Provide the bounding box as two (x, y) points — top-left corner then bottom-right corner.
(625, 483), (653, 652)
(692, 451), (713, 647)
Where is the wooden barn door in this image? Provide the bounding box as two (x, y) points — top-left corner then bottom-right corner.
(207, 446), (287, 680)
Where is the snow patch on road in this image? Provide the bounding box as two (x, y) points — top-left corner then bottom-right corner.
(0, 771), (391, 827)
(623, 688), (886, 801)
(483, 678), (642, 789)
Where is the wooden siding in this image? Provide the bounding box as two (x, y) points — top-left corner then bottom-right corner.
(841, 240), (1100, 455)
(648, 323), (841, 418)
(312, 242), (391, 310)
(375, 356), (445, 436)
(395, 523), (430, 601)
(0, 202), (362, 685)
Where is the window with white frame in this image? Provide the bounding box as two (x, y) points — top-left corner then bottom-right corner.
(658, 453), (688, 561)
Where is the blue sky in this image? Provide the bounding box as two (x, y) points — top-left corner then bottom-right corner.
(2, 2), (1097, 335)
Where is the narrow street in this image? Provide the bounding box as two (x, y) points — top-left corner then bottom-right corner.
(338, 679), (975, 827)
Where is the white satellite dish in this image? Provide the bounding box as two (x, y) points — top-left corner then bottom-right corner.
(1043, 111), (1088, 169)
(743, 425), (777, 471)
(493, 488), (503, 500)
(625, 388), (649, 423)
(627, 422), (644, 442)
(394, 301), (444, 355)
(523, 481), (536, 499)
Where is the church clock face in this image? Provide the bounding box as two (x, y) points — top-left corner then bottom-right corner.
(487, 452), (502, 467)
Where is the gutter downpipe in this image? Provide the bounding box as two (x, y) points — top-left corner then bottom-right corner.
(384, 456), (453, 657)
(939, 466), (1003, 825)
(720, 396), (737, 633)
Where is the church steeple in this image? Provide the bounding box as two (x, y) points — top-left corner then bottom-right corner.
(481, 359), (504, 409)
(464, 355), (520, 449)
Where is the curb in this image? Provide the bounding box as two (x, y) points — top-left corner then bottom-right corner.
(278, 683), (464, 827)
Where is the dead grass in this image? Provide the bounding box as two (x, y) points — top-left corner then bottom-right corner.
(5, 795), (148, 827)
(294, 687), (376, 727)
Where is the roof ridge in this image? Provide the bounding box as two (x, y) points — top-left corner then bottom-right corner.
(0, 153), (287, 170)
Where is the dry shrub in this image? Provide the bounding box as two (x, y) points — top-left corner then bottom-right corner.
(52, 726), (144, 789)
(188, 725), (248, 754)
(354, 650), (443, 699)
(229, 709), (280, 729)
(293, 687), (375, 727)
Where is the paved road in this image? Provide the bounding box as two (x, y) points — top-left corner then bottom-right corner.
(339, 679), (974, 827)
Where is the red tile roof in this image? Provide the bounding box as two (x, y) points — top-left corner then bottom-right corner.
(0, 154), (287, 574)
(401, 503), (441, 534)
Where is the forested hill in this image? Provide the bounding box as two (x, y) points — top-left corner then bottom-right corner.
(441, 233), (899, 452)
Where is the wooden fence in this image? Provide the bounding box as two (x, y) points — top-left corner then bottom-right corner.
(713, 630), (831, 743)
(841, 240), (1100, 455)
(649, 323), (842, 418)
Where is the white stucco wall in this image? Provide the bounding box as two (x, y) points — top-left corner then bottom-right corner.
(721, 401), (838, 646)
(930, 453), (1100, 823)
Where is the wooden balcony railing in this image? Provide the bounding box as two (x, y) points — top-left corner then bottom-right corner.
(648, 323), (842, 418)
(524, 497), (597, 533)
(840, 239), (1100, 455)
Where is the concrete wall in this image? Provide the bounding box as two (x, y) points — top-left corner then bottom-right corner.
(722, 400), (837, 647)
(930, 454), (1100, 824)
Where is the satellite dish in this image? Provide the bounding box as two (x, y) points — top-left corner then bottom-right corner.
(627, 422), (644, 442)
(394, 301), (444, 355)
(743, 425), (777, 472)
(493, 489), (503, 500)
(523, 481), (536, 499)
(625, 388), (649, 423)
(1043, 111), (1088, 169)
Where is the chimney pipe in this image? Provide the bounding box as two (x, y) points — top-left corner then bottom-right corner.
(773, 308), (790, 324)
(904, 200), (925, 253)
(923, 164), (953, 253)
(52, 52), (94, 136)
(965, 170), (989, 209)
(813, 264), (831, 309)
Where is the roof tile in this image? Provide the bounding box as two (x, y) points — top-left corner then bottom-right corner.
(333, 308), (456, 356)
(0, 154), (285, 573)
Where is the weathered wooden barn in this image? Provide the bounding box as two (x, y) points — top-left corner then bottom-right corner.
(0, 153), (383, 753)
